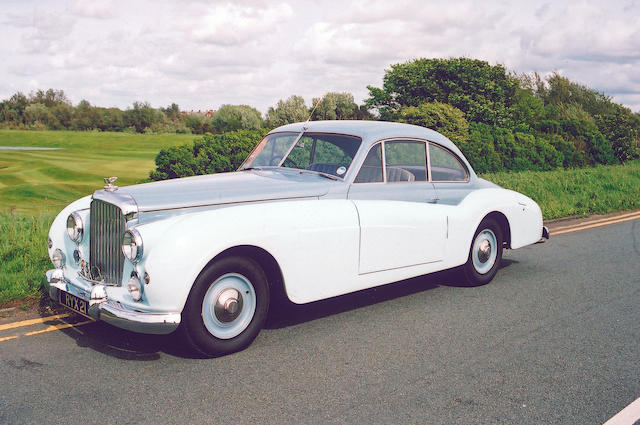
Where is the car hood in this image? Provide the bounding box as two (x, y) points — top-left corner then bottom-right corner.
(106, 169), (333, 212)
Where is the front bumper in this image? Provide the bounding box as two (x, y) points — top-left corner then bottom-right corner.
(46, 269), (181, 335)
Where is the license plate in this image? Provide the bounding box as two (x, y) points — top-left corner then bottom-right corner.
(59, 291), (90, 318)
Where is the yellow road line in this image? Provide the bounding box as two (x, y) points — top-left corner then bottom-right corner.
(0, 335), (18, 342)
(0, 313), (71, 331)
(24, 320), (93, 336)
(552, 214), (640, 235)
(551, 211), (640, 232)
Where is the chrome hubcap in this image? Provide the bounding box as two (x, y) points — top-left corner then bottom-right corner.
(472, 229), (497, 274)
(214, 288), (243, 323)
(202, 273), (256, 339)
(477, 239), (491, 263)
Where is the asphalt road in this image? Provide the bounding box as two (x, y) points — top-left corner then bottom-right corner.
(1, 219), (639, 425)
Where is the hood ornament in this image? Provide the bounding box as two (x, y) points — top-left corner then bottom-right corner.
(104, 176), (119, 192)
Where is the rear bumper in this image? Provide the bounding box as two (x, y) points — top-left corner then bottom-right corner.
(542, 226), (550, 239)
(46, 269), (181, 335)
(536, 226), (550, 244)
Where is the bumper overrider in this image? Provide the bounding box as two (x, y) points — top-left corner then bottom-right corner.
(45, 269), (181, 335)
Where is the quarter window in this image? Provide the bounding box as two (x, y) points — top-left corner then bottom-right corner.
(428, 143), (468, 182)
(384, 140), (427, 182)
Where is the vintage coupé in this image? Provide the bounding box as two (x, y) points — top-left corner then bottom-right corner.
(46, 120), (548, 356)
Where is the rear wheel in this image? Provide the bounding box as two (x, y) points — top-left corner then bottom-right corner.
(181, 256), (269, 356)
(462, 217), (503, 286)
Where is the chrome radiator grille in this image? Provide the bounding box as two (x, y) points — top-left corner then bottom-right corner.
(90, 199), (125, 285)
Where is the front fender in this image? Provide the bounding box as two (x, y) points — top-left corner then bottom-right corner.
(47, 195), (92, 265)
(136, 199), (360, 311)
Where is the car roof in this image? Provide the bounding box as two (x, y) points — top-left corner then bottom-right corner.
(269, 120), (459, 152)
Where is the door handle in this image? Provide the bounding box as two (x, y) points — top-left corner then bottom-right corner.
(428, 197), (440, 204)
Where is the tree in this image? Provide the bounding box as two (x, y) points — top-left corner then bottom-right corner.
(4, 92), (29, 124)
(124, 102), (164, 133)
(96, 107), (125, 132)
(595, 104), (640, 161)
(72, 100), (100, 130)
(310, 92), (358, 120)
(397, 101), (470, 145)
(544, 73), (613, 117)
(365, 57), (518, 126)
(29, 89), (70, 108)
(162, 103), (181, 121)
(266, 95), (309, 128)
(23, 103), (50, 126)
(212, 104), (264, 132)
(509, 86), (545, 130)
(50, 103), (74, 129)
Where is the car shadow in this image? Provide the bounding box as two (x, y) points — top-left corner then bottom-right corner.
(50, 265), (501, 360)
(264, 269), (456, 329)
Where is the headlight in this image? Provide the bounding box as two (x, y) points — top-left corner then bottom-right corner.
(52, 249), (65, 269)
(127, 273), (143, 302)
(66, 212), (84, 243)
(122, 229), (143, 263)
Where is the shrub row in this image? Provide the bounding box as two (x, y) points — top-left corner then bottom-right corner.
(459, 123), (616, 174)
(149, 129), (266, 180)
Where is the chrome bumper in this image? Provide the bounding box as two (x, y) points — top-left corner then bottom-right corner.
(536, 226), (550, 244)
(46, 269), (181, 335)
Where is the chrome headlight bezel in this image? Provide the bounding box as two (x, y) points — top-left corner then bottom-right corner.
(52, 248), (66, 269)
(66, 212), (84, 243)
(122, 228), (143, 263)
(127, 272), (143, 302)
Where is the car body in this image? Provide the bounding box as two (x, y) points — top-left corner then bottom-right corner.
(46, 120), (548, 355)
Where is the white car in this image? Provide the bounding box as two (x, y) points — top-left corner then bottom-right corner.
(46, 120), (548, 356)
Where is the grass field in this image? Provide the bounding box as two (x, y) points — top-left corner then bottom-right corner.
(1, 129), (639, 306)
(483, 160), (640, 219)
(0, 130), (194, 214)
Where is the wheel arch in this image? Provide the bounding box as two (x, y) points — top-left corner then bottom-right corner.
(202, 245), (286, 301)
(482, 211), (511, 248)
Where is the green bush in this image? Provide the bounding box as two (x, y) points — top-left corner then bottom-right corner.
(586, 131), (617, 165)
(548, 134), (587, 168)
(149, 129), (266, 180)
(460, 123), (502, 173)
(397, 101), (470, 146)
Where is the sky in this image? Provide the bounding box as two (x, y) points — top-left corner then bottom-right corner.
(2, 0), (639, 114)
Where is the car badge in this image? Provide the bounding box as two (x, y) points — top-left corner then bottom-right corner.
(104, 176), (119, 192)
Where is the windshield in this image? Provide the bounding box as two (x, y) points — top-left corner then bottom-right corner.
(241, 131), (362, 178)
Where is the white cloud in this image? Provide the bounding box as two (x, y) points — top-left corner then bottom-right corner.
(0, 0), (638, 113)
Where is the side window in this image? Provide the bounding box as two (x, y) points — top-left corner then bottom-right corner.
(354, 144), (383, 183)
(384, 140), (427, 182)
(429, 143), (468, 182)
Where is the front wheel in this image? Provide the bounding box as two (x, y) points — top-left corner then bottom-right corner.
(181, 256), (269, 356)
(461, 218), (503, 286)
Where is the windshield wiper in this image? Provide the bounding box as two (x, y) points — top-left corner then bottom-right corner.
(239, 166), (262, 171)
(298, 169), (340, 181)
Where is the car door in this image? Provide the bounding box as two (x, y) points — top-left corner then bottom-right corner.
(348, 140), (447, 274)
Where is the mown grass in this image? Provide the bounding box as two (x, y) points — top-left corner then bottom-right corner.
(0, 130), (194, 214)
(482, 159), (640, 219)
(0, 130), (194, 306)
(1, 129), (639, 306)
